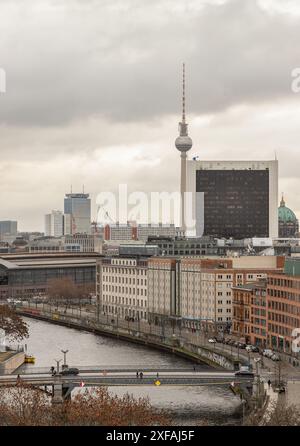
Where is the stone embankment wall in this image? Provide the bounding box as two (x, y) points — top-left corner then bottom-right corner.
(17, 307), (240, 371)
(0, 351), (25, 374)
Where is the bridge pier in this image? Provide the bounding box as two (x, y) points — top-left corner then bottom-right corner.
(51, 377), (75, 404)
(62, 383), (74, 400)
(52, 383), (63, 404)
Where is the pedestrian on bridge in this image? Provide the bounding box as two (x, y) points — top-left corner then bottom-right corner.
(139, 371), (143, 379)
(156, 372), (159, 378)
(136, 371), (139, 378)
(268, 379), (271, 388)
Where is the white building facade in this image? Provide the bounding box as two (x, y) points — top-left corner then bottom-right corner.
(97, 257), (148, 322)
(44, 210), (64, 237)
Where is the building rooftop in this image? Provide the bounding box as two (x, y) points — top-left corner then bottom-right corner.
(232, 280), (267, 291)
(0, 254), (101, 271)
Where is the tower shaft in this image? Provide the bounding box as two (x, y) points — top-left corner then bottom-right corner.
(181, 153), (187, 231)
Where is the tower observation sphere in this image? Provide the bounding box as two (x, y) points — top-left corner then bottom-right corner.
(175, 134), (193, 152)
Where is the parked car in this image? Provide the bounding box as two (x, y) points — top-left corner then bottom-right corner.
(251, 346), (260, 353)
(235, 366), (254, 377)
(271, 354), (280, 361)
(238, 343), (246, 349)
(245, 345), (253, 352)
(262, 349), (273, 358)
(59, 367), (79, 376)
(208, 338), (216, 344)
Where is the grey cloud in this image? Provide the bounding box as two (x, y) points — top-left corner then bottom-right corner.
(1, 0), (300, 230)
(0, 0), (300, 126)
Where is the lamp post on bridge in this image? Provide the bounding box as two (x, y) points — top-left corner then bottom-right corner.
(61, 349), (69, 370)
(54, 359), (62, 374)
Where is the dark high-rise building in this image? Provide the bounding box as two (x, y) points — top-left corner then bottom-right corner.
(186, 160), (278, 239)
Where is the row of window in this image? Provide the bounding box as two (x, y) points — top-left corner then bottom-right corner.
(101, 266), (146, 275)
(102, 276), (146, 286)
(102, 285), (146, 296)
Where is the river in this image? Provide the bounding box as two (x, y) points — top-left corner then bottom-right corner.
(20, 317), (242, 425)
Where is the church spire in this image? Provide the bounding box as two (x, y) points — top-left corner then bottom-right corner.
(280, 193), (285, 207)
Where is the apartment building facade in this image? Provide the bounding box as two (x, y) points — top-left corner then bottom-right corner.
(97, 257), (148, 322)
(267, 258), (300, 353)
(232, 258), (300, 353)
(232, 280), (268, 346)
(148, 256), (284, 332)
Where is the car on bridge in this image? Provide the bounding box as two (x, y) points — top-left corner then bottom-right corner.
(59, 367), (80, 376)
(235, 366), (254, 377)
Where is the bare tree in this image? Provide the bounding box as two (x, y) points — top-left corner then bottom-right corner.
(244, 400), (300, 426)
(0, 305), (28, 342)
(0, 385), (170, 426)
(47, 278), (80, 311)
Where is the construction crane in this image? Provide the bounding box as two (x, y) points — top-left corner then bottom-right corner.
(91, 204), (115, 234)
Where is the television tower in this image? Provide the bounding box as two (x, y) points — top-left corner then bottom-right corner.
(175, 63), (193, 232)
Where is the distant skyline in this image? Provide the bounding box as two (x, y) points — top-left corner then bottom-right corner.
(0, 0), (300, 231)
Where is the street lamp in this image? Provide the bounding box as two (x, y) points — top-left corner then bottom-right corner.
(254, 357), (262, 406)
(54, 359), (62, 374)
(61, 349), (69, 369)
(241, 398), (247, 425)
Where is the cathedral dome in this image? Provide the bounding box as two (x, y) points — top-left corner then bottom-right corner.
(278, 197), (297, 223)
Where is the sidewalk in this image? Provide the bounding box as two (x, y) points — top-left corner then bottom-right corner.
(260, 382), (278, 425)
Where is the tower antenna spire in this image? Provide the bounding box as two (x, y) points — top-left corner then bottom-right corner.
(178, 62), (189, 137)
(182, 62), (186, 124)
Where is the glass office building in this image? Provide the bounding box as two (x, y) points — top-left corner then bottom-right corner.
(64, 193), (91, 235)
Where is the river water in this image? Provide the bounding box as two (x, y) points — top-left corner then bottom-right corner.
(21, 317), (242, 425)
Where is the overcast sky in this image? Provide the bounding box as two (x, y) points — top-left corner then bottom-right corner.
(1, 0), (300, 231)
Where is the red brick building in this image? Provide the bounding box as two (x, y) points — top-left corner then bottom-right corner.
(232, 258), (300, 355)
(267, 258), (300, 353)
(232, 280), (267, 346)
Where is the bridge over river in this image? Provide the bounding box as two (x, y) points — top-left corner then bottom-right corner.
(0, 366), (254, 403)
